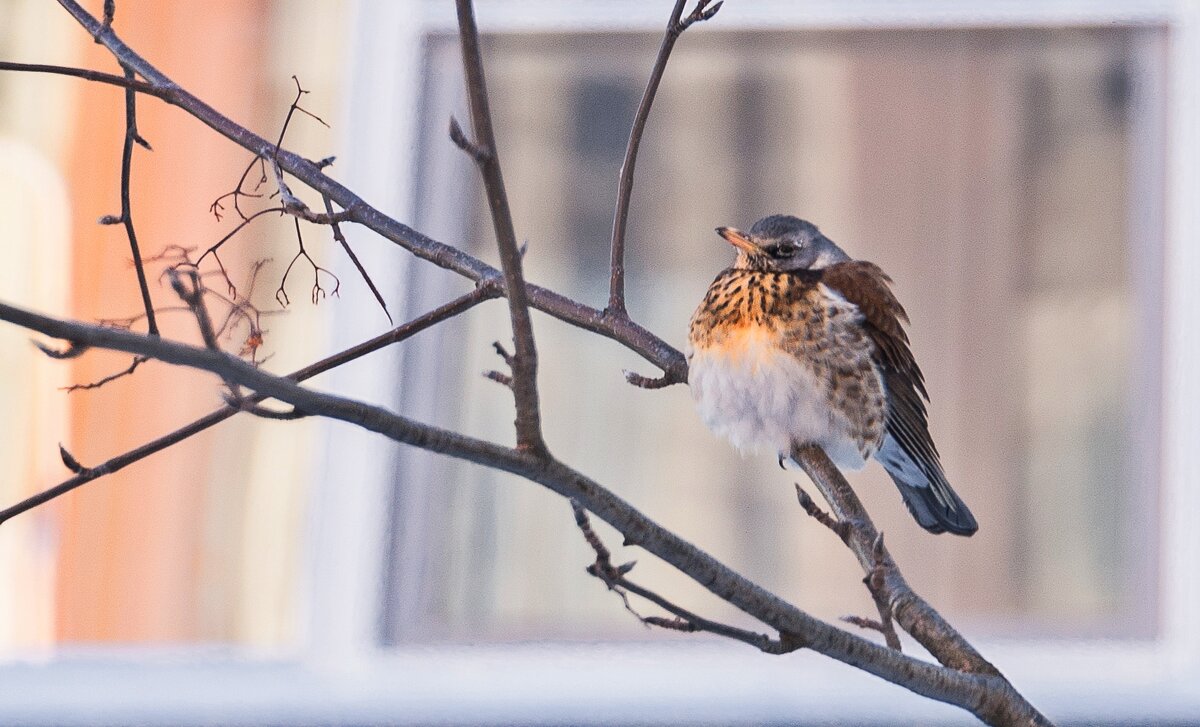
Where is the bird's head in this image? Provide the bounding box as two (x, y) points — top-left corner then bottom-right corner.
(716, 215), (850, 272)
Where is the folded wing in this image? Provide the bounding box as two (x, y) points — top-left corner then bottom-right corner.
(819, 261), (978, 536)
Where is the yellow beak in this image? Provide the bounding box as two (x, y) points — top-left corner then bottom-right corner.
(716, 226), (758, 254)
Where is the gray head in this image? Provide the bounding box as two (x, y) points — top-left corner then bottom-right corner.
(715, 214), (850, 272)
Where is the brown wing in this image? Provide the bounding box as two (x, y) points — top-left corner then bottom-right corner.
(819, 261), (977, 535)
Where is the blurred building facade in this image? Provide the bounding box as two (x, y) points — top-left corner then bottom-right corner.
(0, 0), (1195, 724)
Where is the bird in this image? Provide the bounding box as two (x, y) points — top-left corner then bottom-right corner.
(687, 214), (977, 536)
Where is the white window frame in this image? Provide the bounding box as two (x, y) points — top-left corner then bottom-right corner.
(3, 1), (1197, 724)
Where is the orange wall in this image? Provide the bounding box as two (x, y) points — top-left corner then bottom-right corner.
(58, 0), (270, 642)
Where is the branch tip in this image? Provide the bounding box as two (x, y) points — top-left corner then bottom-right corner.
(679, 0), (723, 30)
(62, 355), (146, 392)
(34, 339), (90, 360)
(483, 369), (513, 387)
(322, 195), (391, 324)
(794, 482), (851, 542)
(492, 340), (514, 365)
(59, 444), (86, 474)
(448, 115), (490, 163)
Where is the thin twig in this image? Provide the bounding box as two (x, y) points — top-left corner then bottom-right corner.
(619, 577), (799, 655)
(116, 64), (158, 336)
(323, 195), (391, 323)
(455, 0), (547, 455)
(3, 21), (690, 387)
(11, 7), (1051, 722)
(448, 115), (490, 163)
(0, 286), (498, 525)
(607, 0), (722, 315)
(483, 370), (513, 388)
(571, 503), (796, 657)
(195, 206), (287, 296)
(791, 443), (1000, 675)
(0, 61), (159, 95)
(276, 218), (339, 307)
(62, 355), (147, 392)
(794, 482), (850, 543)
(622, 369), (676, 390)
(571, 500), (641, 617)
(167, 268), (219, 350)
(571, 500), (794, 653)
(0, 296), (1052, 725)
(58, 444), (85, 474)
(33, 340), (90, 359)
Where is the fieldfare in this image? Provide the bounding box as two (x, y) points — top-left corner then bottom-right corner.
(687, 214), (977, 536)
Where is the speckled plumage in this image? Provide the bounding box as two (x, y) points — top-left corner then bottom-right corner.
(688, 267), (885, 468)
(688, 216), (978, 536)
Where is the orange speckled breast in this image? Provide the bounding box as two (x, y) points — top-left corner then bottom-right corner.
(687, 268), (885, 467)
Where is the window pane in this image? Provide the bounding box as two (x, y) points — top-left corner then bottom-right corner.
(387, 26), (1164, 642)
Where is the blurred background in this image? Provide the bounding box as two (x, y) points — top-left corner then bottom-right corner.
(0, 0), (1196, 725)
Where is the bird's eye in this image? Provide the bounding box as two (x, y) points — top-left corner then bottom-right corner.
(772, 244), (796, 258)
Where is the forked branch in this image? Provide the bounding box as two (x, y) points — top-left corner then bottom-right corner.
(0, 3), (1052, 723)
(0, 285), (499, 526)
(454, 0), (547, 455)
(791, 443), (1001, 677)
(571, 500), (798, 655)
(0, 296), (1045, 724)
(608, 0), (722, 315)
(33, 0), (687, 388)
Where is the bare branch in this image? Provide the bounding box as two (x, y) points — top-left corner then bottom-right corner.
(0, 286), (497, 526)
(115, 64), (159, 336)
(607, 0), (722, 315)
(0, 61), (159, 95)
(10, 6), (1050, 722)
(275, 219), (339, 307)
(0, 298), (1049, 724)
(455, 0), (547, 455)
(14, 6), (689, 386)
(222, 389), (307, 420)
(791, 443), (1001, 676)
(571, 500), (642, 617)
(63, 355), (148, 392)
(323, 195), (391, 323)
(483, 370), (512, 388)
(796, 483), (899, 649)
(491, 340), (514, 366)
(167, 268), (219, 350)
(572, 501), (798, 655)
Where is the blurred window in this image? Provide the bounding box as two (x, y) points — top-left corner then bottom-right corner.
(387, 26), (1165, 643)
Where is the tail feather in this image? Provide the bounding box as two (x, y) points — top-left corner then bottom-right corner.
(876, 434), (977, 536)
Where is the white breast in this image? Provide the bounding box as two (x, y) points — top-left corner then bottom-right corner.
(687, 325), (868, 470)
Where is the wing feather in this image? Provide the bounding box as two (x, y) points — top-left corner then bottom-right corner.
(819, 261), (977, 535)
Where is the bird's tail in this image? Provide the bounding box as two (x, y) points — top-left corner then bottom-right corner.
(876, 434), (977, 536)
